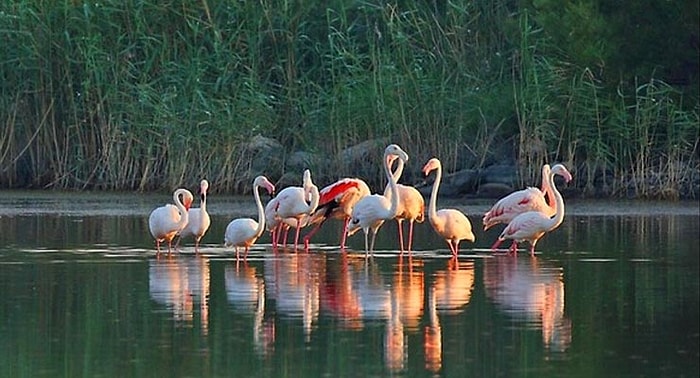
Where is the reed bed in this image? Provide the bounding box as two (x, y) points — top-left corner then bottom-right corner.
(0, 1), (697, 198)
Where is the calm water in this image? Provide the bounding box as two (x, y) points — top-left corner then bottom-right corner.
(0, 192), (698, 377)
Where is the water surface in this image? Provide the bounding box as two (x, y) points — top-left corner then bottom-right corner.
(0, 192), (697, 377)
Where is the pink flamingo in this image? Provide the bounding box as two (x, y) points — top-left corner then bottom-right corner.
(224, 175), (276, 259)
(492, 164), (572, 256)
(346, 144), (409, 254)
(272, 169), (320, 251)
(384, 154), (425, 253)
(177, 179), (211, 253)
(482, 164), (554, 231)
(303, 178), (371, 249)
(149, 188), (194, 256)
(422, 158), (475, 257)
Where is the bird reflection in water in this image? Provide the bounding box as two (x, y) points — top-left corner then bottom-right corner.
(265, 252), (324, 342)
(483, 256), (572, 353)
(433, 257), (476, 314)
(320, 253), (363, 329)
(424, 285), (442, 373)
(385, 255), (425, 372)
(148, 256), (210, 334)
(225, 260), (275, 357)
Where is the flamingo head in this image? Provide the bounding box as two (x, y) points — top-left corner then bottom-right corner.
(384, 144), (409, 164)
(181, 190), (194, 210)
(254, 175), (276, 196)
(551, 164), (573, 183)
(422, 158), (441, 176)
(199, 179), (209, 200)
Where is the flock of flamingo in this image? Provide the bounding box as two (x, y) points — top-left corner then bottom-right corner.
(148, 143), (573, 258)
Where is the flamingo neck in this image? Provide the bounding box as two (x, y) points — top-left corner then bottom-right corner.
(253, 183), (266, 237)
(385, 154), (401, 218)
(306, 185), (320, 214)
(541, 165), (555, 210)
(546, 170), (565, 230)
(428, 164), (441, 222)
(392, 158), (405, 182)
(173, 189), (190, 231)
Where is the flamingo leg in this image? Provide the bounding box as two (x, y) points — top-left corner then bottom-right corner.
(293, 218), (302, 251)
(397, 220), (405, 254)
(303, 220), (325, 248)
(363, 230), (370, 255)
(340, 218), (350, 250)
(407, 221), (415, 253)
(369, 230), (378, 254)
(491, 238), (504, 251)
(282, 226), (290, 248)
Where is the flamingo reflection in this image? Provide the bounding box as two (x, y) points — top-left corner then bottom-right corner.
(320, 253), (363, 329)
(148, 256), (210, 334)
(483, 256), (572, 352)
(225, 261), (275, 356)
(432, 257), (476, 314)
(265, 253), (323, 341)
(424, 285), (442, 373)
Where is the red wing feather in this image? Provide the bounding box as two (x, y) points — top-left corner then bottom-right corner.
(319, 180), (359, 206)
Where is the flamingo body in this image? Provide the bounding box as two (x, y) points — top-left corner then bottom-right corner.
(178, 179), (211, 252)
(149, 188), (194, 255)
(304, 178), (371, 249)
(273, 169), (320, 250)
(384, 155), (425, 253)
(422, 158), (475, 256)
(224, 176), (276, 259)
(347, 144), (409, 254)
(482, 164), (553, 231)
(493, 164), (572, 256)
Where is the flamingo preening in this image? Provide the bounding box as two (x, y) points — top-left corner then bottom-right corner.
(271, 169), (320, 251)
(303, 178), (371, 249)
(148, 188), (194, 256)
(224, 175), (276, 259)
(346, 144), (409, 254)
(492, 164), (572, 256)
(482, 164), (554, 231)
(422, 158), (475, 257)
(177, 179), (211, 253)
(384, 154), (425, 253)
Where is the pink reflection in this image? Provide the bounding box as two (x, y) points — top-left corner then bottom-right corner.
(433, 257), (475, 315)
(148, 256), (210, 334)
(320, 254), (363, 329)
(424, 285), (442, 373)
(483, 256), (572, 352)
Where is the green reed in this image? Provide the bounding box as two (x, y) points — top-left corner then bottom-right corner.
(0, 0), (696, 197)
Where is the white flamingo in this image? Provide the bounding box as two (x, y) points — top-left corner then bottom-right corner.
(482, 164), (554, 231)
(492, 164), (572, 256)
(177, 179), (211, 253)
(224, 176), (276, 259)
(384, 154), (425, 253)
(272, 169), (320, 251)
(346, 144), (409, 254)
(148, 188), (194, 256)
(422, 157), (475, 256)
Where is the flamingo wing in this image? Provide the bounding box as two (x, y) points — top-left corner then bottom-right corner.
(483, 187), (548, 229)
(437, 209), (475, 242)
(501, 212), (548, 241)
(319, 179), (360, 206)
(225, 218), (259, 247)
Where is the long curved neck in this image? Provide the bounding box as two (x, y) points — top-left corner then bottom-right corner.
(200, 191), (207, 212)
(546, 171), (565, 230)
(253, 184), (266, 237)
(541, 166), (555, 210)
(173, 189), (189, 230)
(385, 154), (400, 218)
(428, 164), (441, 222)
(391, 158), (405, 182)
(306, 185), (320, 214)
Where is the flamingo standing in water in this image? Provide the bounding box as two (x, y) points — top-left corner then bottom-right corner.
(422, 158), (475, 257)
(224, 175), (276, 259)
(482, 164), (554, 231)
(384, 154), (425, 253)
(271, 169), (320, 251)
(303, 178), (371, 249)
(149, 188), (194, 256)
(177, 179), (211, 253)
(346, 144), (409, 254)
(492, 164), (572, 256)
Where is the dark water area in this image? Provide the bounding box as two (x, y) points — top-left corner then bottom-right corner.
(0, 191), (698, 377)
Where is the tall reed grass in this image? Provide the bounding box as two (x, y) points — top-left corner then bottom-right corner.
(0, 1), (697, 198)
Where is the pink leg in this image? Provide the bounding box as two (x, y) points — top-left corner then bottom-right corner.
(340, 218), (350, 250)
(407, 221), (415, 253)
(293, 219), (302, 251)
(397, 220), (405, 253)
(491, 238), (504, 251)
(303, 220), (324, 248)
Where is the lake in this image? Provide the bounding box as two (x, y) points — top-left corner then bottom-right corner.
(0, 191), (698, 377)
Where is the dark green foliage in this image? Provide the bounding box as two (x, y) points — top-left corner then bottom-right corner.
(0, 0), (697, 198)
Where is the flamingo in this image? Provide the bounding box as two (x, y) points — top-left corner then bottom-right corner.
(346, 144), (409, 254)
(384, 154), (425, 253)
(482, 164), (554, 231)
(271, 169), (320, 251)
(491, 164), (572, 256)
(148, 188), (194, 256)
(303, 178), (371, 249)
(421, 157), (475, 257)
(224, 175), (276, 259)
(176, 179), (211, 253)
